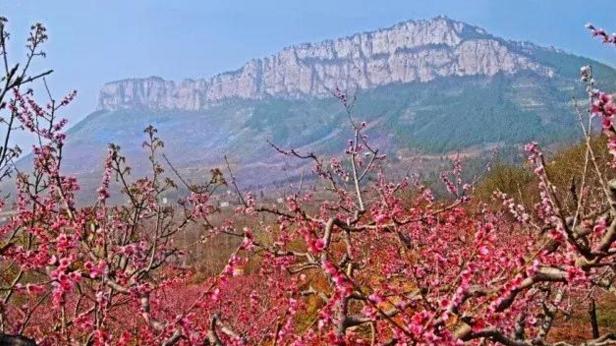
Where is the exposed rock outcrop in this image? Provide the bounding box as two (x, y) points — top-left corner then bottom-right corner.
(97, 16), (554, 111)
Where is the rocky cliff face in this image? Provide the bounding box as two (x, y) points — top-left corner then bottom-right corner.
(97, 16), (554, 111)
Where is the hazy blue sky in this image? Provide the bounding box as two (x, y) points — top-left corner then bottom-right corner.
(3, 0), (616, 128)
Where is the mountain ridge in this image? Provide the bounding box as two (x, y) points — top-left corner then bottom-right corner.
(97, 16), (560, 111)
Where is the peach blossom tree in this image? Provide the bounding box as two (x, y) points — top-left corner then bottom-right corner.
(1, 17), (616, 346)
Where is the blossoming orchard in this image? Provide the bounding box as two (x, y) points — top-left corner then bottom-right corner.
(1, 17), (616, 346)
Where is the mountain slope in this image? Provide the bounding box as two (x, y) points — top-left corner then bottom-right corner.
(34, 16), (616, 195)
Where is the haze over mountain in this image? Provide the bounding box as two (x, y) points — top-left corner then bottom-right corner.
(35, 16), (616, 195)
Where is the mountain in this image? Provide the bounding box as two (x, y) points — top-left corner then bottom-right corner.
(98, 16), (554, 111)
(27, 16), (616, 197)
